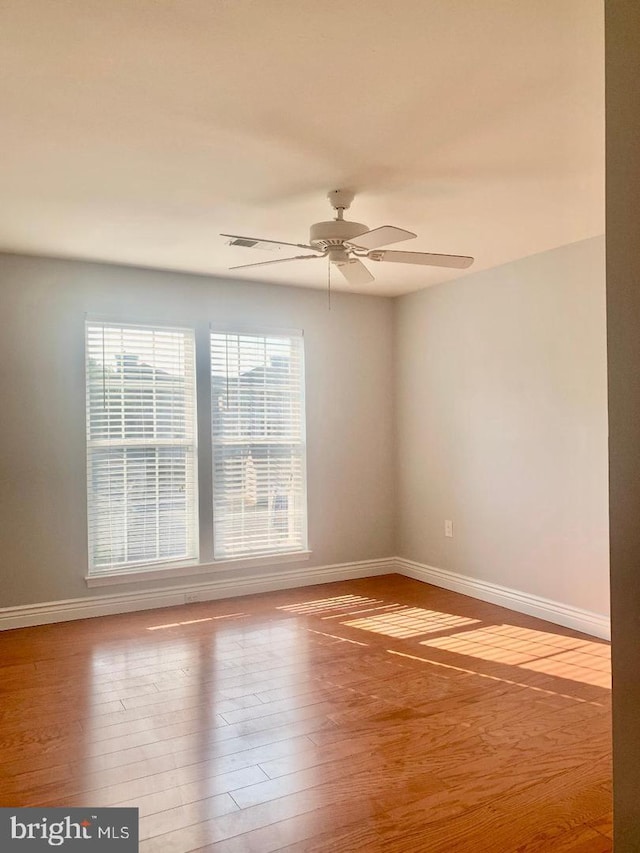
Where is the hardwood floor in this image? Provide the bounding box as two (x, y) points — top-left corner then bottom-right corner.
(0, 574), (612, 851)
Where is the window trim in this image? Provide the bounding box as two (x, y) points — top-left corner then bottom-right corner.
(84, 550), (312, 587)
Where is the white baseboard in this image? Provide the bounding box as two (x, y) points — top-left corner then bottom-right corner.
(395, 557), (610, 640)
(0, 557), (395, 631)
(0, 555), (610, 640)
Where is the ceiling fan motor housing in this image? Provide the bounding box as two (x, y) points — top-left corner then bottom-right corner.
(309, 219), (369, 249)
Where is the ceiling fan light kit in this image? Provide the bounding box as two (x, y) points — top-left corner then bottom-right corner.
(223, 190), (474, 286)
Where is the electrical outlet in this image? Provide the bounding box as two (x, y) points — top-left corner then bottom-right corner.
(444, 520), (454, 538)
(184, 593), (200, 604)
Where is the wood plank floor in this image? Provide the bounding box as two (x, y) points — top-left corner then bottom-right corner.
(0, 574), (612, 852)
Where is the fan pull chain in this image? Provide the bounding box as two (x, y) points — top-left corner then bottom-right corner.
(327, 257), (332, 311)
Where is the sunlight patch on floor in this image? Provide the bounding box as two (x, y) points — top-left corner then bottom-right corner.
(343, 607), (480, 639)
(420, 624), (611, 688)
(278, 594), (384, 616)
(145, 613), (246, 631)
(307, 629), (369, 647)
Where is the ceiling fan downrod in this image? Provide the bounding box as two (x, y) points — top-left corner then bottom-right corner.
(327, 188), (355, 221)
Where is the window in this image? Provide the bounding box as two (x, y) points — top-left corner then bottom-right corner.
(85, 322), (308, 578)
(211, 330), (307, 559)
(86, 322), (198, 574)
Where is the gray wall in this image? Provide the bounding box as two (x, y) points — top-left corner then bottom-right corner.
(0, 253), (396, 606)
(606, 1), (640, 847)
(0, 237), (611, 624)
(395, 237), (609, 616)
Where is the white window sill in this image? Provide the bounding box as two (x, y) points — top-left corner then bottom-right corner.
(85, 551), (312, 588)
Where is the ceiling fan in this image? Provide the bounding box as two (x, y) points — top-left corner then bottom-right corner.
(222, 189), (474, 286)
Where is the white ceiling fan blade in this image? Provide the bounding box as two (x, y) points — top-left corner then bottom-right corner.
(334, 258), (375, 285)
(346, 226), (417, 250)
(222, 233), (320, 252)
(229, 254), (321, 270)
(369, 249), (474, 269)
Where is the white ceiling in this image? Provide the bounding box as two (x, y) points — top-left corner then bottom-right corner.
(0, 1), (604, 296)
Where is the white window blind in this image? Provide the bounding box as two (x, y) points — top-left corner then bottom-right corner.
(86, 322), (198, 573)
(211, 330), (307, 559)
